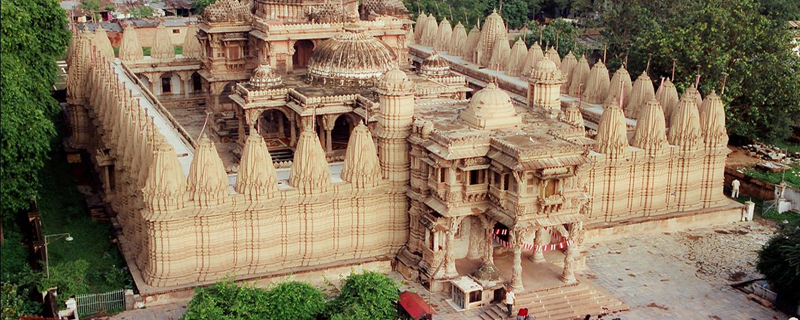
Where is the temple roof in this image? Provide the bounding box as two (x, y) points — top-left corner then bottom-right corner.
(202, 0), (253, 24)
(419, 51), (450, 78)
(249, 64), (283, 89)
(307, 23), (398, 86)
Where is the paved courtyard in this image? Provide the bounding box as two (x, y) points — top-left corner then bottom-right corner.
(585, 221), (787, 319)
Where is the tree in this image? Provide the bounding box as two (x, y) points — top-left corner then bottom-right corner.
(181, 280), (325, 320)
(326, 271), (400, 320)
(130, 5), (155, 18)
(521, 18), (585, 57)
(757, 225), (800, 302)
(597, 0), (800, 143)
(1, 0), (70, 232)
(193, 0), (217, 15)
(80, 0), (100, 21)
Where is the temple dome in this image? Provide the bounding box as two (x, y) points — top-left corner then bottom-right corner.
(307, 24), (398, 86)
(419, 51), (450, 77)
(249, 64), (282, 89)
(202, 0), (253, 23)
(460, 82), (521, 130)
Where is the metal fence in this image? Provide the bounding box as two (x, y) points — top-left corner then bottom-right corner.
(76, 289), (125, 316)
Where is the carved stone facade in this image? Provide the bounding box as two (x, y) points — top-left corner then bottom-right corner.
(66, 7), (730, 299)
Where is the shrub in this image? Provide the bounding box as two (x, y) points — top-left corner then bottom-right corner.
(327, 271), (400, 320)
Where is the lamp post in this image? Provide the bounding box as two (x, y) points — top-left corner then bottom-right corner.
(43, 233), (73, 278)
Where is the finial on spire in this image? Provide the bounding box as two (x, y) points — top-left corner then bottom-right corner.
(603, 45), (607, 63)
(720, 72), (729, 96)
(671, 60), (676, 80)
(645, 54), (652, 74)
(694, 65), (701, 88)
(555, 31), (559, 52)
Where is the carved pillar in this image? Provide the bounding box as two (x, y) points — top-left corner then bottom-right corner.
(286, 41), (296, 73)
(178, 72), (192, 98)
(444, 216), (462, 278)
(561, 221), (582, 284)
(322, 115), (336, 153)
(103, 165), (112, 195)
(289, 114), (297, 146)
(531, 227), (546, 263)
(151, 72), (163, 95)
(510, 231), (524, 291)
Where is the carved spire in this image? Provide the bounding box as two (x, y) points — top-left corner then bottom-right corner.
(142, 138), (186, 211)
(414, 13), (429, 42)
(545, 46), (561, 69)
(583, 60), (610, 104)
(150, 22), (174, 60)
(631, 99), (667, 152)
(434, 17), (453, 52)
(186, 135), (229, 205)
(605, 66), (632, 108)
(463, 25), (481, 61)
(235, 134), (278, 200)
(478, 9), (505, 66)
(340, 122), (382, 188)
(422, 15), (439, 46)
(594, 101), (629, 155)
(288, 128), (331, 194)
(568, 56), (590, 97)
(449, 22), (467, 56)
(699, 91), (728, 148)
(559, 52), (577, 94)
(119, 24), (144, 61)
(656, 78), (680, 124)
(182, 23), (201, 59)
(488, 33), (510, 71)
(93, 25), (115, 60)
(683, 85), (703, 113)
(505, 38), (527, 76)
(522, 41), (543, 77)
(667, 96), (702, 151)
(625, 71), (655, 119)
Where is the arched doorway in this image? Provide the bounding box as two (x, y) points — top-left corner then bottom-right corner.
(330, 115), (354, 151)
(258, 109), (291, 141)
(292, 40), (314, 68)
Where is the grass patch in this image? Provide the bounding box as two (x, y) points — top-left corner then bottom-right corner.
(174, 45), (183, 55)
(762, 209), (800, 227)
(38, 149), (135, 294)
(113, 46), (119, 56)
(770, 140), (800, 154)
(742, 164), (800, 190)
(142, 46), (151, 56)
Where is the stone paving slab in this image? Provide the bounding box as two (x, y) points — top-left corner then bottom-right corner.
(585, 223), (787, 320)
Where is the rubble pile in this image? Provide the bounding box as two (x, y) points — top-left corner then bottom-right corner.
(741, 143), (800, 164)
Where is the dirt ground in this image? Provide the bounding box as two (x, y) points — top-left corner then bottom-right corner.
(726, 146), (762, 168)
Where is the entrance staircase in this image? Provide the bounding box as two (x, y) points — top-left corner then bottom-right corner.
(269, 149), (294, 162)
(478, 281), (629, 320)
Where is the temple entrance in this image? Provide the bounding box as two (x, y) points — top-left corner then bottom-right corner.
(292, 40), (314, 68)
(258, 109), (291, 142)
(330, 115), (354, 151)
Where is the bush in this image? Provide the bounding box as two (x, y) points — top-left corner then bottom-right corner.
(757, 225), (800, 301)
(38, 260), (90, 305)
(181, 280), (325, 320)
(327, 271), (400, 320)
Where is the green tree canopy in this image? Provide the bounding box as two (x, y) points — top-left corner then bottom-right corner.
(757, 225), (800, 301)
(193, 0), (217, 15)
(520, 18), (585, 57)
(597, 0), (800, 143)
(326, 271), (400, 320)
(1, 0), (70, 225)
(130, 5), (154, 18)
(181, 280), (326, 320)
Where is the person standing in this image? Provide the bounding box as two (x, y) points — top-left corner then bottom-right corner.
(731, 179), (741, 198)
(505, 287), (516, 318)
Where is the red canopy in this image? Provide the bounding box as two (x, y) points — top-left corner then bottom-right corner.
(399, 291), (436, 320)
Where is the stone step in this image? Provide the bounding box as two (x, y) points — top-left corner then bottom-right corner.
(479, 282), (627, 320)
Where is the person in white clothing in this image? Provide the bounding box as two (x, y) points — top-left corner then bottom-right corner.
(731, 179), (740, 198)
(505, 287), (516, 318)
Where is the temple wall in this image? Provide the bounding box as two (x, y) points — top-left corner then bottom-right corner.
(585, 146), (728, 225)
(124, 181), (407, 288)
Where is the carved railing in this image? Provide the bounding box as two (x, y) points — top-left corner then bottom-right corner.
(463, 184), (488, 203)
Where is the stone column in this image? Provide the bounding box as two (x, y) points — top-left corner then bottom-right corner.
(103, 165), (112, 195)
(531, 227), (546, 263)
(151, 72), (163, 95)
(444, 229), (458, 278)
(289, 115), (297, 147)
(561, 221), (582, 284)
(510, 231), (524, 291)
(286, 41), (296, 74)
(322, 115), (336, 154)
(178, 72), (192, 98)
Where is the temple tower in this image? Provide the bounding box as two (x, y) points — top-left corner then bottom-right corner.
(528, 57), (566, 118)
(376, 69), (415, 184)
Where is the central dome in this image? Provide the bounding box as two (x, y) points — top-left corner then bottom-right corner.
(307, 24), (398, 86)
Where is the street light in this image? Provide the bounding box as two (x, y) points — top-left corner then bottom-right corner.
(43, 233), (73, 278)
